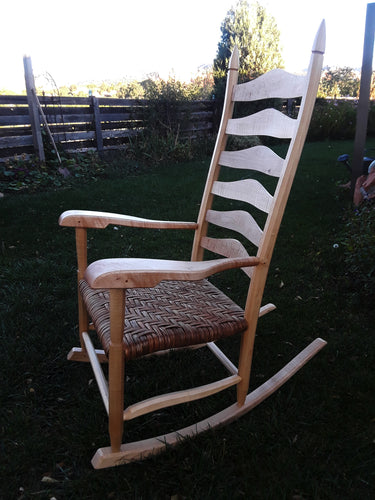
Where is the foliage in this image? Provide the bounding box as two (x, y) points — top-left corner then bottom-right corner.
(319, 67), (360, 98)
(0, 151), (106, 194)
(36, 69), (214, 101)
(126, 77), (214, 164)
(188, 67), (215, 100)
(317, 68), (375, 100)
(308, 97), (375, 141)
(246, 1), (284, 77)
(308, 99), (357, 141)
(366, 101), (375, 136)
(213, 0), (284, 100)
(1, 73), (217, 184)
(340, 201), (375, 295)
(116, 80), (145, 99)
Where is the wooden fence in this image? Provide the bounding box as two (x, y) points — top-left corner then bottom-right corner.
(0, 94), (215, 160)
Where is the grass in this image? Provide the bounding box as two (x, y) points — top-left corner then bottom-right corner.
(0, 140), (375, 499)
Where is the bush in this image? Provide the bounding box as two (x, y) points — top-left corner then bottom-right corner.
(0, 151), (105, 193)
(308, 99), (357, 141)
(366, 102), (375, 136)
(126, 77), (215, 164)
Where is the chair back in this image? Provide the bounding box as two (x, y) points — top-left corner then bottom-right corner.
(191, 22), (325, 313)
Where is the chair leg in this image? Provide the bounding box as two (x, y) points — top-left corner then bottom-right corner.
(108, 289), (126, 452)
(236, 269), (267, 405)
(236, 324), (257, 406)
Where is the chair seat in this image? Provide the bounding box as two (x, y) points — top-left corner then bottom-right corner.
(79, 278), (248, 361)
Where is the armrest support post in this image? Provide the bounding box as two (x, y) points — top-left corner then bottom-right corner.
(76, 227), (89, 349)
(76, 227), (88, 280)
(108, 288), (126, 452)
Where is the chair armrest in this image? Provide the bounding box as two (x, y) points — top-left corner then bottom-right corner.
(59, 210), (198, 230)
(85, 257), (260, 289)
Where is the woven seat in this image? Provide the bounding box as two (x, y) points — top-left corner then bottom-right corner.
(60, 22), (327, 469)
(80, 278), (247, 361)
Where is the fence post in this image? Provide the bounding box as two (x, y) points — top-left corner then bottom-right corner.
(23, 55), (45, 162)
(91, 96), (104, 157)
(352, 2), (375, 194)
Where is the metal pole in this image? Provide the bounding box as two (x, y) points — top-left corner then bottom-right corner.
(352, 3), (375, 194)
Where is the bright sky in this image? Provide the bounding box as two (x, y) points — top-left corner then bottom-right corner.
(1, 0), (374, 91)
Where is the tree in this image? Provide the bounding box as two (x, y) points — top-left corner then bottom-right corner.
(116, 81), (145, 99)
(367, 71), (375, 99)
(188, 66), (214, 100)
(213, 0), (284, 96)
(319, 67), (360, 98)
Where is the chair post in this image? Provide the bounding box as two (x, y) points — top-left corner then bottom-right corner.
(108, 288), (126, 453)
(236, 265), (269, 405)
(191, 48), (239, 262)
(236, 23), (326, 406)
(75, 227), (89, 349)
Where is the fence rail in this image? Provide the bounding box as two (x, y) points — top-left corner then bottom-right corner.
(0, 94), (215, 160)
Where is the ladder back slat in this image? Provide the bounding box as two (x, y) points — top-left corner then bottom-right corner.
(200, 237), (253, 277)
(206, 209), (263, 247)
(226, 108), (297, 139)
(233, 69), (306, 101)
(212, 179), (273, 214)
(219, 145), (284, 177)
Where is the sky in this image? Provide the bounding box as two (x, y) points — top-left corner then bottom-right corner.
(1, 0), (374, 92)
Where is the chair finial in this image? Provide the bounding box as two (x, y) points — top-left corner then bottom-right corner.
(229, 46), (240, 70)
(312, 20), (326, 54)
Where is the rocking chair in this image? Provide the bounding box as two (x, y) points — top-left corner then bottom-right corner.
(59, 21), (326, 469)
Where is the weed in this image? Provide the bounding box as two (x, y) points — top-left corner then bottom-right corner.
(0, 150), (106, 194)
(340, 200), (375, 295)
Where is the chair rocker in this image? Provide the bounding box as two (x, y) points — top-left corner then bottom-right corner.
(59, 21), (326, 469)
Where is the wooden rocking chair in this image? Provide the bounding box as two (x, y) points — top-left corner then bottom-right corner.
(59, 21), (326, 469)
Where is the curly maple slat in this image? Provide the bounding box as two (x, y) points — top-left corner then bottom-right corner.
(206, 209), (263, 247)
(219, 145), (284, 177)
(200, 237), (254, 277)
(212, 179), (273, 213)
(226, 109), (297, 139)
(233, 69), (306, 101)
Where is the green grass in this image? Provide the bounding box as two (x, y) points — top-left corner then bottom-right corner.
(1, 140), (375, 499)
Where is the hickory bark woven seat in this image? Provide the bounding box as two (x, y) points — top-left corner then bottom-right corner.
(59, 21), (326, 469)
(79, 279), (248, 361)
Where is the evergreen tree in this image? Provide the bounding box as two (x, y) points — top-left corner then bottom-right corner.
(213, 1), (284, 97)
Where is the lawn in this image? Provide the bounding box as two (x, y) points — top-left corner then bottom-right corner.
(0, 140), (374, 499)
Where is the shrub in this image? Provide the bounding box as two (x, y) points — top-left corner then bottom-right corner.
(308, 99), (357, 141)
(0, 151), (105, 193)
(366, 102), (375, 136)
(126, 77), (215, 164)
